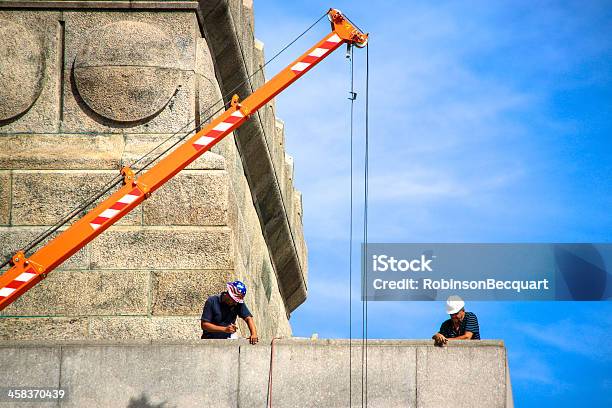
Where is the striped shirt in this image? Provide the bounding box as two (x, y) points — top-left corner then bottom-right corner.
(439, 311), (480, 339)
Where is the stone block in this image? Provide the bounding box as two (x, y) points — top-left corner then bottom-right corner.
(151, 269), (232, 315)
(0, 134), (124, 170)
(60, 11), (198, 132)
(283, 155), (294, 222)
(416, 344), (506, 407)
(90, 226), (232, 270)
(239, 339), (417, 407)
(121, 133), (226, 170)
(62, 68), (196, 134)
(0, 270), (149, 316)
(63, 11), (197, 73)
(143, 170), (229, 226)
(11, 170), (141, 226)
(0, 317), (88, 340)
(0, 171), (9, 225)
(59, 342), (239, 407)
(0, 226), (88, 270)
(197, 73), (225, 124)
(0, 10), (60, 133)
(88, 316), (201, 340)
(240, 0), (255, 79)
(0, 345), (61, 394)
(195, 37), (216, 81)
(253, 39), (266, 89)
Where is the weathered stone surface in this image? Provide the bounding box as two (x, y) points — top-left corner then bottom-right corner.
(0, 134), (123, 170)
(74, 66), (182, 123)
(0, 10), (60, 133)
(0, 345), (61, 393)
(240, 339), (417, 407)
(63, 11), (197, 72)
(293, 190), (307, 275)
(62, 11), (197, 132)
(0, 226), (88, 270)
(0, 340), (513, 407)
(121, 133), (227, 170)
(416, 344), (507, 407)
(0, 270), (149, 316)
(63, 68), (195, 133)
(90, 226), (232, 270)
(151, 269), (232, 315)
(59, 342), (238, 407)
(11, 170), (141, 226)
(0, 171), (9, 225)
(0, 20), (44, 121)
(0, 317), (88, 340)
(73, 20), (182, 122)
(143, 170), (228, 226)
(88, 316), (201, 339)
(197, 73), (225, 124)
(195, 36), (216, 80)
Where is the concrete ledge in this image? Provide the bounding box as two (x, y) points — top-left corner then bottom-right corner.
(0, 339), (513, 407)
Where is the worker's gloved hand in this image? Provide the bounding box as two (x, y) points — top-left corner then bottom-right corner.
(224, 323), (237, 334)
(249, 334), (259, 345)
(433, 333), (447, 347)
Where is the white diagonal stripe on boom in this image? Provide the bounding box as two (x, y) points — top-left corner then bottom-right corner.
(291, 62), (310, 72)
(99, 209), (120, 219)
(15, 272), (36, 282)
(213, 121), (233, 132)
(194, 136), (215, 146)
(309, 48), (327, 57)
(0, 287), (15, 297)
(328, 34), (341, 43)
(118, 193), (139, 204)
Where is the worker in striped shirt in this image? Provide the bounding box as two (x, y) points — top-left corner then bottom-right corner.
(432, 295), (480, 346)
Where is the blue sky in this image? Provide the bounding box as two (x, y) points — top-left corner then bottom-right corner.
(254, 1), (612, 406)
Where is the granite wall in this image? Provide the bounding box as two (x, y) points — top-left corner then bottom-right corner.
(0, 0), (307, 341)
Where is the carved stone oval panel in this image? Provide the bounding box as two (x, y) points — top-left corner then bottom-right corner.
(0, 20), (44, 122)
(73, 21), (181, 123)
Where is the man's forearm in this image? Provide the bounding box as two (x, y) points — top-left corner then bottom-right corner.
(245, 316), (257, 336)
(201, 321), (228, 333)
(447, 331), (473, 340)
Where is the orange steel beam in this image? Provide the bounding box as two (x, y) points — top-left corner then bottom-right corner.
(0, 9), (367, 311)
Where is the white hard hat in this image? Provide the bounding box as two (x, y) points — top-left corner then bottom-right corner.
(445, 295), (465, 314)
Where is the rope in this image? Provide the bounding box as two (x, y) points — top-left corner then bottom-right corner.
(0, 12), (329, 272)
(266, 337), (279, 407)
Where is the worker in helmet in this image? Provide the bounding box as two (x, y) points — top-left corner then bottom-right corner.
(432, 295), (480, 346)
(200, 280), (259, 344)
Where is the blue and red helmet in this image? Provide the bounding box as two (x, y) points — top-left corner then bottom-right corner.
(226, 280), (247, 303)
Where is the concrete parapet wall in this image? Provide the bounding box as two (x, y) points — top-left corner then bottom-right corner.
(0, 339), (513, 407)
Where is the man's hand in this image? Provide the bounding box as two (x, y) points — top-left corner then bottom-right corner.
(433, 333), (447, 347)
(224, 323), (237, 334)
(248, 334), (259, 345)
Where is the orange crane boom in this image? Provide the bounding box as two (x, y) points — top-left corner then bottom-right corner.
(0, 9), (367, 311)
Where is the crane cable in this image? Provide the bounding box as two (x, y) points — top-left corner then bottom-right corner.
(348, 42), (355, 407)
(348, 41), (370, 408)
(0, 11), (329, 272)
(362, 42), (370, 408)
